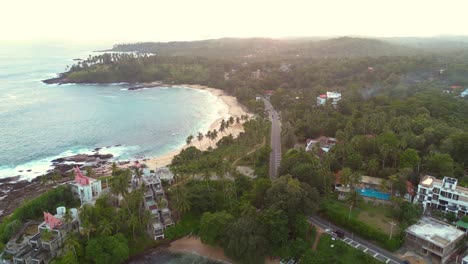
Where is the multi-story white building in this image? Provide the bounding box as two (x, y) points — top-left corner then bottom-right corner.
(414, 175), (468, 216)
(316, 91), (342, 107)
(69, 167), (102, 204)
(142, 169), (173, 240)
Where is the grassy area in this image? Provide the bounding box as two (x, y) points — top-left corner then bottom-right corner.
(320, 197), (402, 251)
(305, 234), (382, 264)
(327, 198), (399, 235)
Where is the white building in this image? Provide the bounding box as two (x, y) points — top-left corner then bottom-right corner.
(462, 255), (468, 264)
(316, 91), (342, 107)
(461, 88), (468, 98)
(406, 217), (465, 264)
(414, 175), (468, 216)
(1, 207), (79, 264)
(142, 169), (173, 240)
(69, 167), (102, 204)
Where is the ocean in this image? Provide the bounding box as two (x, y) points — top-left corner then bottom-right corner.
(0, 42), (224, 180)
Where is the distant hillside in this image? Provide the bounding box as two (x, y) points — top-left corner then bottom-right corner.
(108, 37), (422, 59)
(383, 36), (468, 52)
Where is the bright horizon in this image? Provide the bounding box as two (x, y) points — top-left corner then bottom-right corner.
(2, 0), (468, 43)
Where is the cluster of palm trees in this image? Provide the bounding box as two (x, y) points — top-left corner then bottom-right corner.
(186, 115), (250, 149)
(340, 168), (364, 219)
(77, 165), (153, 244)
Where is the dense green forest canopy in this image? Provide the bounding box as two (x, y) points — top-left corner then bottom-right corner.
(59, 36), (468, 180)
(108, 37), (424, 60)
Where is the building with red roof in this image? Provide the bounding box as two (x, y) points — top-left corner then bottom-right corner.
(69, 167), (102, 204)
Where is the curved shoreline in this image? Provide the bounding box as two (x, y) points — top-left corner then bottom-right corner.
(140, 84), (251, 169)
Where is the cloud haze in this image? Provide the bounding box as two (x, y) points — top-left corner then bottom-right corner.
(1, 0), (467, 42)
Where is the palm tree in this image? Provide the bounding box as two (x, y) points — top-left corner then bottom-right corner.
(111, 162), (118, 176)
(219, 121), (226, 135)
(197, 132), (204, 149)
(63, 209), (73, 226)
(205, 130), (212, 147)
(388, 174), (398, 195)
(64, 234), (81, 260)
(212, 129), (218, 144)
(98, 219), (113, 236)
(128, 214), (139, 241)
(345, 189), (363, 219)
(186, 134), (194, 146)
(172, 186), (191, 214)
(110, 173), (130, 206)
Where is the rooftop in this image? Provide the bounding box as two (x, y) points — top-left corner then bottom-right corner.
(72, 167), (96, 186)
(407, 217), (464, 247)
(360, 175), (383, 186)
(142, 169), (162, 185)
(154, 167), (174, 181)
(419, 175), (468, 194)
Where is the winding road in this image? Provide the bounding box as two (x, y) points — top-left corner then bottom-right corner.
(262, 98), (281, 180)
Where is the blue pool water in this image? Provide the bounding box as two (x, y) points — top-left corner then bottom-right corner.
(356, 188), (390, 201)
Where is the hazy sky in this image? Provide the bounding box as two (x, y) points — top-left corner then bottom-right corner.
(1, 0), (467, 42)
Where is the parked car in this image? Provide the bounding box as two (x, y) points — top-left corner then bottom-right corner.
(334, 230), (345, 238)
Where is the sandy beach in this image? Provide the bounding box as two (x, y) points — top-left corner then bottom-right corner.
(141, 84), (251, 169)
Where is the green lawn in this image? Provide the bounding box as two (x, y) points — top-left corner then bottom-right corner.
(305, 234), (382, 264)
(326, 198), (399, 235)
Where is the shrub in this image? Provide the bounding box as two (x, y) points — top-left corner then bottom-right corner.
(164, 213), (200, 241)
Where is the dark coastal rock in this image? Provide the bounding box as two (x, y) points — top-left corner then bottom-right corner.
(51, 157), (65, 163)
(115, 144), (122, 147)
(0, 176), (20, 184)
(26, 169), (32, 172)
(42, 76), (70, 85)
(94, 147), (102, 152)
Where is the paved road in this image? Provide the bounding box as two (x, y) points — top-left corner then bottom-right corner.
(262, 98), (281, 179)
(309, 215), (402, 264)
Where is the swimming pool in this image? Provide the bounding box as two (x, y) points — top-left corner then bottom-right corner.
(356, 188), (390, 201)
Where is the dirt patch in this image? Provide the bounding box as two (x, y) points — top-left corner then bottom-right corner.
(311, 225), (325, 251)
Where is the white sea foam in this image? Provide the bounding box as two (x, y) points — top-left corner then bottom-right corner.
(0, 145), (139, 182)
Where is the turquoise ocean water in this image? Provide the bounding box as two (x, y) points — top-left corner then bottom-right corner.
(0, 42), (223, 180)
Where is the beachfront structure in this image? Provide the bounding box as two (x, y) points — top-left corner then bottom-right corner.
(414, 176), (468, 216)
(305, 136), (337, 154)
(154, 167), (175, 183)
(142, 169), (173, 240)
(316, 91), (342, 107)
(0, 207), (79, 264)
(69, 167), (102, 204)
(405, 217), (465, 264)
